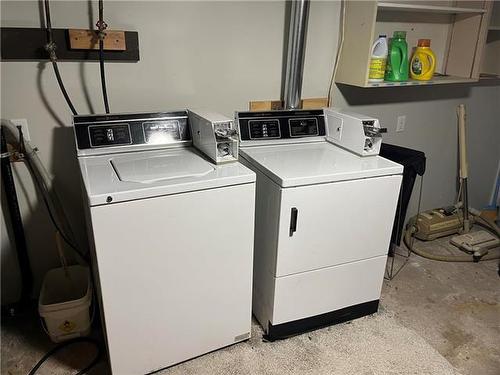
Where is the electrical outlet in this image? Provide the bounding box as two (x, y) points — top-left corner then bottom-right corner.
(10, 119), (30, 141)
(396, 115), (406, 132)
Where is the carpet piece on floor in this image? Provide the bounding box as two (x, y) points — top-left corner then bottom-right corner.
(160, 311), (461, 375)
(1, 309), (461, 375)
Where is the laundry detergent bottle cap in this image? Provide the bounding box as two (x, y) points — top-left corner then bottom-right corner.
(393, 31), (407, 39)
(384, 31), (409, 82)
(417, 39), (431, 47)
(410, 39), (436, 81)
(368, 34), (388, 82)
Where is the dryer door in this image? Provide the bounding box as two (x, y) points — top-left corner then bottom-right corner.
(275, 174), (401, 277)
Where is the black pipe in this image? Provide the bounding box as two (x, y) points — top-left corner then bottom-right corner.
(98, 0), (110, 113)
(43, 0), (78, 116)
(98, 42), (110, 114)
(1, 126), (33, 312)
(43, 0), (53, 44)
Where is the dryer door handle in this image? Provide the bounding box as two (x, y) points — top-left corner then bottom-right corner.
(289, 207), (298, 236)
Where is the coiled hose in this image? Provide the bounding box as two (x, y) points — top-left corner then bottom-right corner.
(403, 212), (500, 262)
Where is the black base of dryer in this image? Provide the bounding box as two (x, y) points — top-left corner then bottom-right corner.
(264, 300), (379, 341)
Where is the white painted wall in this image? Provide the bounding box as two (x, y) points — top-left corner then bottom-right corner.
(1, 1), (499, 300)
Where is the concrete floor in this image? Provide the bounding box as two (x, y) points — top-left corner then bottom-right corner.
(2, 239), (499, 375)
(382, 237), (500, 375)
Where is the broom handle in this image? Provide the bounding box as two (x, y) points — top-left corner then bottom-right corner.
(457, 104), (470, 232)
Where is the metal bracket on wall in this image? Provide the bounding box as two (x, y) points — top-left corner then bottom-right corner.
(1, 27), (139, 62)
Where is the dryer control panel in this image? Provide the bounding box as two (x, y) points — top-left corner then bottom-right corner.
(73, 111), (190, 156)
(237, 109), (326, 145)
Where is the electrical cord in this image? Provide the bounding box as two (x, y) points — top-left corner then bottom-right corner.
(43, 0), (78, 116)
(97, 0), (110, 114)
(386, 174), (424, 280)
(27, 337), (102, 375)
(327, 0), (345, 107)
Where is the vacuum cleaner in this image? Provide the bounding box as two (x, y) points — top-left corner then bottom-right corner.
(404, 104), (500, 262)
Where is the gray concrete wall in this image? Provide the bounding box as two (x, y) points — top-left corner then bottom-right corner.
(1, 1), (499, 300)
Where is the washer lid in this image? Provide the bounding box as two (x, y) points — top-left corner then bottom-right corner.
(78, 147), (255, 206)
(240, 141), (403, 187)
(111, 151), (214, 183)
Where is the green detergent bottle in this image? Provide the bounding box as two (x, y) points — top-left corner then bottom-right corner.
(385, 31), (409, 82)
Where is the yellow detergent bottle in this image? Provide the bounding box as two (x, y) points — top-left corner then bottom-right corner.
(410, 39), (436, 81)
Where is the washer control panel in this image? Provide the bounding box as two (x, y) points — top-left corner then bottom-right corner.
(237, 109), (326, 143)
(73, 111), (190, 155)
(88, 124), (132, 147)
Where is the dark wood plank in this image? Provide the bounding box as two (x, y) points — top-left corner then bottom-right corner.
(1, 27), (139, 62)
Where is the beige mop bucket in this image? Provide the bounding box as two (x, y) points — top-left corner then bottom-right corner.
(38, 265), (92, 343)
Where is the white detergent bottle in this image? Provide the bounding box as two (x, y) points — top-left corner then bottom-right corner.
(368, 35), (388, 82)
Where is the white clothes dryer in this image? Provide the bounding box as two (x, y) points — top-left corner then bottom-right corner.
(236, 109), (403, 340)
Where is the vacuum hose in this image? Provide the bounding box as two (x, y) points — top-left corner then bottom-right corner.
(403, 213), (500, 262)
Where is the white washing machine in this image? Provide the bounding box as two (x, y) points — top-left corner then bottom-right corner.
(236, 109), (403, 340)
(73, 110), (256, 374)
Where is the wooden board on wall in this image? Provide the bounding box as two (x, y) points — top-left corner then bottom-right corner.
(249, 100), (283, 111)
(249, 98), (329, 111)
(68, 29), (126, 51)
(302, 98), (329, 109)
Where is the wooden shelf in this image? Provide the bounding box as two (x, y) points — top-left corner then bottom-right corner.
(335, 1), (492, 88)
(366, 76), (477, 88)
(377, 2), (486, 14)
(480, 73), (500, 80)
(481, 0), (500, 76)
